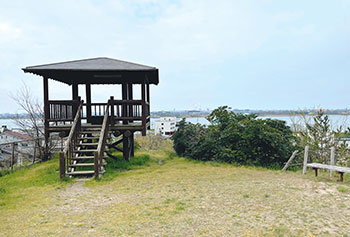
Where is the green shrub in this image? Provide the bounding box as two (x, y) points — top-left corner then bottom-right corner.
(172, 106), (297, 167)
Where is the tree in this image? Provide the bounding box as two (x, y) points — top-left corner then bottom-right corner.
(172, 106), (297, 167)
(11, 84), (56, 161)
(292, 109), (350, 164)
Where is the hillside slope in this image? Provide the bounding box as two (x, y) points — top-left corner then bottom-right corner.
(1, 151), (350, 236)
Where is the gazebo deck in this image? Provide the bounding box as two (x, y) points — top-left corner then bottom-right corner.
(48, 121), (149, 132)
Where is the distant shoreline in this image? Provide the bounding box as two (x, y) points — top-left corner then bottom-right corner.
(151, 113), (350, 119)
(1, 113), (348, 120)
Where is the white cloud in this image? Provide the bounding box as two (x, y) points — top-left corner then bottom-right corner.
(0, 23), (21, 42)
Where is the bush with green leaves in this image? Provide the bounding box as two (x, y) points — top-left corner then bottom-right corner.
(172, 106), (298, 167)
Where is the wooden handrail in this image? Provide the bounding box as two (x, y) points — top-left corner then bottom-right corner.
(83, 100), (143, 106)
(63, 102), (82, 154)
(49, 99), (80, 104)
(112, 100), (143, 105)
(59, 99), (83, 178)
(94, 100), (110, 179)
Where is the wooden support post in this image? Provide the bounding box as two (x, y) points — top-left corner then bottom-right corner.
(130, 133), (134, 157)
(110, 96), (115, 126)
(11, 143), (15, 170)
(33, 139), (37, 164)
(94, 151), (99, 179)
(146, 82), (150, 105)
(339, 172), (344, 182)
(59, 152), (65, 179)
(282, 150), (299, 171)
(330, 147), (335, 177)
(86, 83), (91, 122)
(141, 82), (146, 136)
(122, 83), (128, 125)
(43, 77), (49, 161)
(72, 83), (79, 122)
(314, 168), (318, 177)
(123, 134), (129, 161)
(72, 83), (78, 100)
(146, 82), (150, 129)
(128, 84), (133, 122)
(303, 145), (309, 175)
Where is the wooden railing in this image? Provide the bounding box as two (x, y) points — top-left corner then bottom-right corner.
(48, 98), (150, 135)
(48, 99), (81, 122)
(83, 100), (145, 121)
(94, 100), (110, 179)
(110, 100), (143, 122)
(59, 100), (83, 178)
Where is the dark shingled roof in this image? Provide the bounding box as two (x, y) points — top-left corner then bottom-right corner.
(22, 57), (159, 85)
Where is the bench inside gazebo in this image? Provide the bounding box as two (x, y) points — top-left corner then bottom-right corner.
(23, 57), (159, 178)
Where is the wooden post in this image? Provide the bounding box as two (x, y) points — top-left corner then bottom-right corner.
(72, 83), (78, 100)
(33, 139), (37, 164)
(86, 83), (91, 122)
(123, 131), (130, 161)
(339, 172), (344, 182)
(146, 82), (150, 105)
(141, 82), (146, 136)
(127, 84), (134, 156)
(130, 135), (134, 157)
(59, 152), (65, 179)
(72, 83), (79, 121)
(330, 146), (335, 177)
(43, 77), (49, 161)
(123, 135), (129, 161)
(128, 84), (133, 121)
(282, 150), (299, 171)
(146, 82), (150, 129)
(11, 143), (15, 170)
(303, 145), (309, 174)
(122, 83), (128, 125)
(110, 96), (115, 126)
(94, 151), (99, 179)
(314, 168), (318, 177)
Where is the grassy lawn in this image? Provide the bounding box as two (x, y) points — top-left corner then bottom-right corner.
(1, 149), (350, 236)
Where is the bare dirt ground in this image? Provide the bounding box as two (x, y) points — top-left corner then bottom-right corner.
(1, 158), (350, 236)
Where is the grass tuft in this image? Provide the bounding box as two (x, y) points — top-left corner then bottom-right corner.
(97, 154), (151, 181)
(337, 186), (350, 193)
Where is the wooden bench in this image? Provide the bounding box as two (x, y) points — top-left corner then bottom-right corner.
(306, 163), (350, 182)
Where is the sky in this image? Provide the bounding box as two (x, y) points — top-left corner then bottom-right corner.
(0, 0), (349, 113)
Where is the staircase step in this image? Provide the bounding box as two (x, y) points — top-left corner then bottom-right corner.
(73, 156), (108, 160)
(78, 143), (98, 146)
(74, 148), (108, 152)
(69, 163), (95, 167)
(79, 136), (99, 140)
(67, 170), (95, 175)
(74, 149), (97, 153)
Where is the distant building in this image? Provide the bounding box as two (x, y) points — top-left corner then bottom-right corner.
(0, 129), (32, 145)
(154, 117), (178, 137)
(0, 128), (33, 166)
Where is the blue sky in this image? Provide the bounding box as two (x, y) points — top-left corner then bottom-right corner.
(0, 0), (349, 113)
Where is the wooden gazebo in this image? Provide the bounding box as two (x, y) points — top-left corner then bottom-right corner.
(23, 57), (159, 178)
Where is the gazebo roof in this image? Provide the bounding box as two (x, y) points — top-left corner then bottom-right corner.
(22, 57), (159, 85)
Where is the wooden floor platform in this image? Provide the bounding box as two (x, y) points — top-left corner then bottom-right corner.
(48, 122), (148, 132)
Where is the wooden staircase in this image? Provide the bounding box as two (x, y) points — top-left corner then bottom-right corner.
(66, 128), (110, 176)
(59, 98), (121, 179)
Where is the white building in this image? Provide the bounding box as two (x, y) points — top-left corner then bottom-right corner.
(0, 128), (33, 166)
(154, 117), (178, 137)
